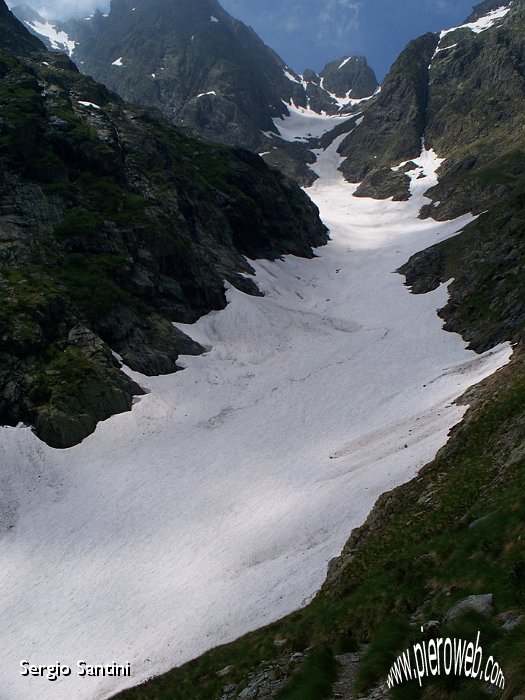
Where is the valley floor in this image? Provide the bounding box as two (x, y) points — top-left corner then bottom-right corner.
(0, 114), (512, 700)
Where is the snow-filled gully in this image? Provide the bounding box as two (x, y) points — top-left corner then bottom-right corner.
(0, 116), (512, 700)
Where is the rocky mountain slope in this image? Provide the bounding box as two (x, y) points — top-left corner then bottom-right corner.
(338, 2), (523, 206)
(0, 0), (328, 448)
(11, 0), (378, 184)
(108, 2), (525, 698)
(338, 0), (525, 350)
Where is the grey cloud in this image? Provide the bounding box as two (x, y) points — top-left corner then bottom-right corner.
(7, 0), (109, 20)
(317, 0), (362, 48)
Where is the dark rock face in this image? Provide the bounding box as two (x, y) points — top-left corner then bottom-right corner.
(422, 2), (525, 219)
(337, 1), (524, 205)
(466, 0), (512, 22)
(395, 1), (525, 353)
(319, 56), (378, 99)
(338, 33), (439, 193)
(353, 167), (411, 201)
(11, 0), (379, 183)
(61, 0), (295, 150)
(399, 186), (525, 353)
(61, 0), (379, 147)
(0, 4), (328, 447)
(299, 56), (378, 114)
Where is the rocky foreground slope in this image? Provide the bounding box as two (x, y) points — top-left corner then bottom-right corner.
(0, 1), (327, 448)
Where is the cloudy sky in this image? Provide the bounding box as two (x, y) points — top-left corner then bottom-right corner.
(10, 0), (479, 78)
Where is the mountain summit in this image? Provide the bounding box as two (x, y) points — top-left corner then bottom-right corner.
(13, 0), (378, 167)
(64, 0), (297, 150)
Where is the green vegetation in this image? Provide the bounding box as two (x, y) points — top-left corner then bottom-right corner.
(275, 648), (338, 700)
(52, 253), (136, 318)
(54, 208), (105, 239)
(0, 267), (62, 350)
(354, 619), (413, 694)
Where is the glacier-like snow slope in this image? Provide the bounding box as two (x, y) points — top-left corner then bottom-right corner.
(24, 19), (76, 55)
(270, 101), (352, 141)
(0, 112), (512, 700)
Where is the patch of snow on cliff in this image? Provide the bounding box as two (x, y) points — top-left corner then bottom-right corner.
(440, 5), (511, 39)
(338, 56), (353, 69)
(284, 68), (301, 84)
(78, 101), (101, 109)
(25, 20), (76, 55)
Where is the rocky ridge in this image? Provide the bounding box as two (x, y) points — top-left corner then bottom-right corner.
(338, 1), (523, 208)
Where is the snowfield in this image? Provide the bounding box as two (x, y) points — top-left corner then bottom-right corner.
(0, 113), (512, 700)
(271, 101), (352, 141)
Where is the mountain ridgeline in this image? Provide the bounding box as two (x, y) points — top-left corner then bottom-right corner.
(62, 0), (377, 137)
(12, 0), (378, 183)
(0, 0), (328, 448)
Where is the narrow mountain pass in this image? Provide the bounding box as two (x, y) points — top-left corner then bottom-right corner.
(0, 111), (511, 700)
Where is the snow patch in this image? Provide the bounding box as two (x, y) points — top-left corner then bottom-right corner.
(318, 77), (376, 111)
(284, 68), (301, 84)
(78, 101), (101, 109)
(112, 57), (124, 66)
(432, 42), (459, 59)
(195, 90), (217, 98)
(338, 56), (353, 69)
(25, 20), (76, 56)
(440, 5), (511, 39)
(273, 101), (353, 142)
(210, 15), (219, 22)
